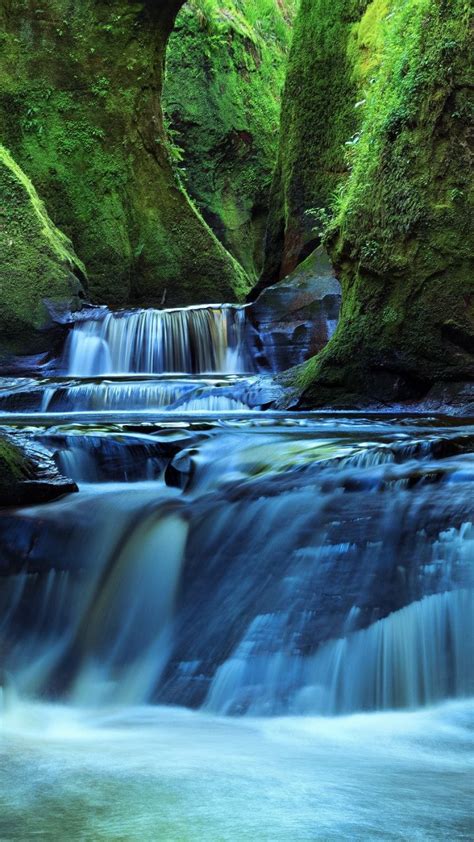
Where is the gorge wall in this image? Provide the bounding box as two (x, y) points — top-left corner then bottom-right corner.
(0, 0), (472, 405)
(0, 0), (247, 317)
(164, 0), (296, 281)
(0, 144), (85, 358)
(264, 0), (473, 405)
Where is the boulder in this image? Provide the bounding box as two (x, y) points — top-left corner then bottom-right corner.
(248, 247), (341, 371)
(0, 434), (77, 508)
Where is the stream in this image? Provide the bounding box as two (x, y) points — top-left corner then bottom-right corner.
(0, 304), (473, 840)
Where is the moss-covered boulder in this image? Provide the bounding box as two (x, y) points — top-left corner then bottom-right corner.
(164, 0), (296, 281)
(0, 434), (77, 507)
(0, 0), (247, 308)
(268, 0), (473, 404)
(0, 145), (85, 357)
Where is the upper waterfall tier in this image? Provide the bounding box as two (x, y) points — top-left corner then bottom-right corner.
(64, 306), (253, 376)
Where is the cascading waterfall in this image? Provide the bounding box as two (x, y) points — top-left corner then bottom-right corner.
(1, 296), (473, 840)
(0, 416), (473, 715)
(64, 305), (252, 375)
(205, 589), (473, 715)
(0, 296), (473, 720)
(40, 379), (250, 414)
(2, 304), (261, 415)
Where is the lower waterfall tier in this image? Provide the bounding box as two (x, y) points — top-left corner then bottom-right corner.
(1, 413), (473, 715)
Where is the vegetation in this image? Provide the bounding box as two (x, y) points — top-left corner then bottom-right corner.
(269, 0), (473, 403)
(0, 0), (247, 308)
(164, 0), (297, 280)
(0, 144), (85, 356)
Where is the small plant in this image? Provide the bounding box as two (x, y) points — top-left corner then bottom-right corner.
(305, 206), (333, 238)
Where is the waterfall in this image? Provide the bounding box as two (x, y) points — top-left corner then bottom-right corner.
(40, 379), (251, 414)
(205, 590), (474, 715)
(0, 296), (473, 724)
(1, 416), (472, 712)
(64, 306), (252, 375)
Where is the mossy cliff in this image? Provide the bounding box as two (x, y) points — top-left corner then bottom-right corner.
(271, 0), (473, 404)
(0, 0), (247, 309)
(0, 144), (85, 356)
(164, 0), (296, 281)
(260, 0), (371, 287)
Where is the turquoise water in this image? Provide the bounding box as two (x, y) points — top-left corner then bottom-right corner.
(1, 700), (473, 841)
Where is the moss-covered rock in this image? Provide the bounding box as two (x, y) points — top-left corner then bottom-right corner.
(0, 433), (77, 506)
(0, 144), (85, 357)
(0, 0), (247, 308)
(164, 0), (296, 281)
(268, 0), (474, 404)
(261, 0), (372, 285)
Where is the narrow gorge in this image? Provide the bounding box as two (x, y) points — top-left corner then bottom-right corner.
(0, 2), (472, 840)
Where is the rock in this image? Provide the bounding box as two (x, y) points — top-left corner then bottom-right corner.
(164, 0), (296, 281)
(0, 434), (77, 508)
(0, 1), (247, 310)
(0, 145), (86, 360)
(248, 247), (341, 371)
(262, 0), (474, 408)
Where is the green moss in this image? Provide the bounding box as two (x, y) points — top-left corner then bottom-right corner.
(0, 144), (85, 354)
(0, 435), (32, 485)
(0, 0), (247, 308)
(349, 0), (389, 82)
(164, 0), (297, 281)
(289, 0), (474, 405)
(261, 0), (372, 284)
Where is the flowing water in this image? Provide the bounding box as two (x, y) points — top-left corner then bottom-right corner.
(0, 305), (473, 840)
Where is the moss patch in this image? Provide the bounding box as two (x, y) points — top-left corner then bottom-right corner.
(0, 435), (32, 486)
(0, 144), (85, 355)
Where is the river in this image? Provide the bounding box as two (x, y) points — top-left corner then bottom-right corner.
(0, 304), (472, 840)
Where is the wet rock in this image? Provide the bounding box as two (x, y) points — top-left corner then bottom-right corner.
(419, 382), (474, 417)
(248, 247), (341, 371)
(0, 434), (77, 508)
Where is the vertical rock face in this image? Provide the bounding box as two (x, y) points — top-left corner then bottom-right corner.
(164, 0), (297, 281)
(265, 0), (473, 404)
(0, 0), (248, 308)
(0, 144), (85, 357)
(261, 0), (368, 285)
